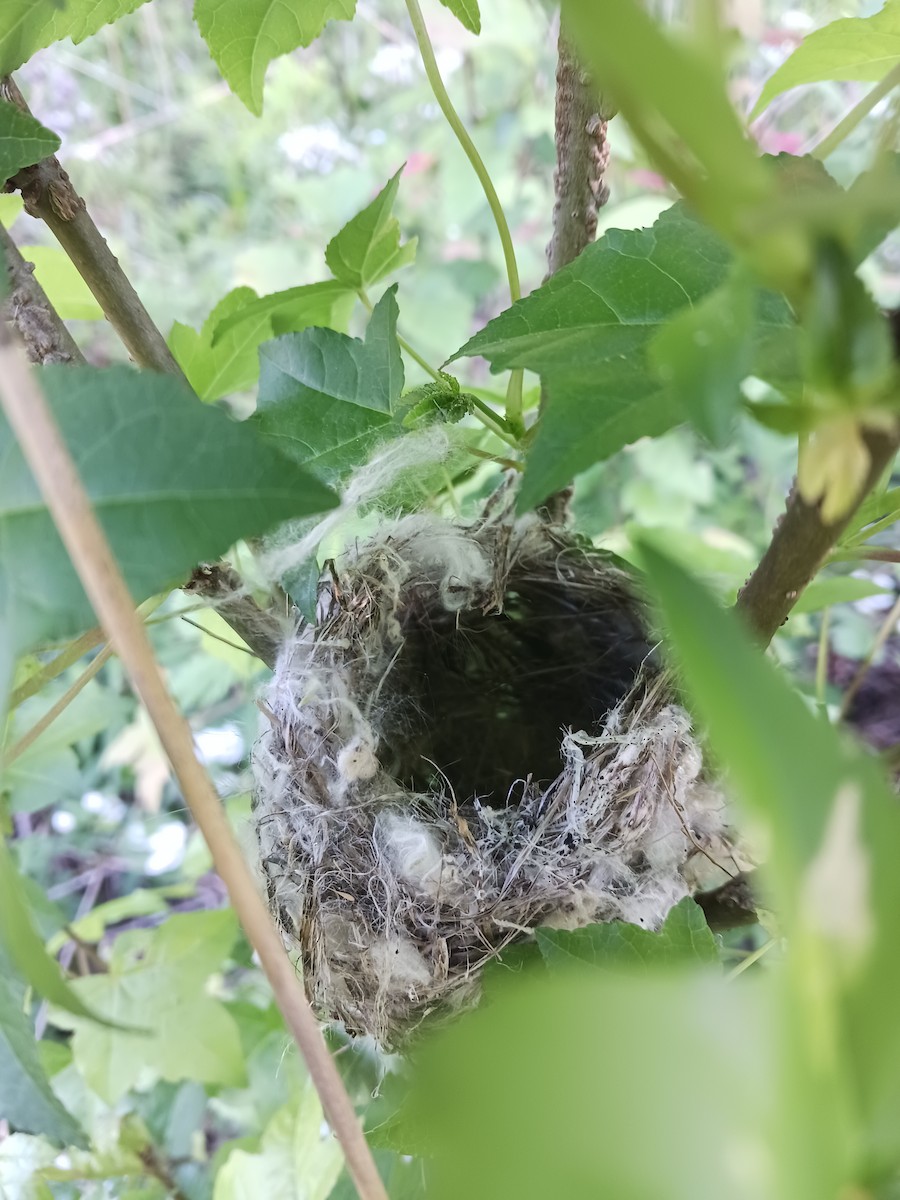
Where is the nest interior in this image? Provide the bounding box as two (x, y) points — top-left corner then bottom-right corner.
(375, 536), (653, 805)
(253, 511), (737, 1046)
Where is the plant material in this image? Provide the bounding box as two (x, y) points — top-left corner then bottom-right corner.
(254, 501), (743, 1045)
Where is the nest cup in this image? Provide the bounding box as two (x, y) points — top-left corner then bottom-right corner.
(253, 507), (736, 1046)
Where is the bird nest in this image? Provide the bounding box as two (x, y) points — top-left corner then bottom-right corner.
(253, 508), (737, 1046)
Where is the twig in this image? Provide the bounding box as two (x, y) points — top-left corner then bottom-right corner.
(8, 627), (105, 710)
(726, 937), (777, 979)
(831, 547), (900, 565)
(184, 564), (284, 669)
(812, 63), (900, 160)
(537, 31), (614, 518)
(546, 32), (614, 279)
(1, 75), (187, 381)
(3, 595), (163, 765)
(735, 428), (900, 646)
(1, 222), (86, 364)
(0, 323), (387, 1200)
(3, 644), (113, 766)
(815, 606), (831, 710)
(839, 592), (900, 720)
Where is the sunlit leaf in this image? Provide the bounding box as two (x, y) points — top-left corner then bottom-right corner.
(56, 910), (245, 1103)
(194, 0), (357, 115)
(0, 0), (151, 75)
(437, 0), (480, 35)
(212, 280), (355, 344)
(212, 1082), (342, 1200)
(0, 192), (23, 227)
(15, 246), (103, 321)
(752, 0), (900, 118)
(325, 167), (417, 291)
(169, 286), (272, 402)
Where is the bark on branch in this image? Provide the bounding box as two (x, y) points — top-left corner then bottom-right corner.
(1, 75), (187, 381)
(545, 32), (615, 279)
(737, 312), (900, 646)
(0, 221), (85, 365)
(185, 564), (285, 670)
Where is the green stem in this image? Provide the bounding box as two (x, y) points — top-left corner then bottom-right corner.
(813, 63), (900, 160)
(815, 606), (830, 712)
(403, 0), (526, 434)
(505, 370), (525, 433)
(404, 0), (520, 304)
(726, 938), (778, 980)
(468, 394), (519, 446)
(358, 288), (520, 448)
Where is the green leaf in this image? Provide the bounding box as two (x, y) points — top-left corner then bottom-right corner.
(408, 970), (842, 1200)
(254, 287), (404, 483)
(170, 287), (272, 402)
(789, 577), (890, 615)
(453, 206), (792, 509)
(841, 484), (900, 546)
(0, 0), (152, 75)
(0, 840), (114, 1028)
(193, 0), (358, 115)
(325, 168), (417, 291)
(641, 546), (900, 1162)
(56, 910), (245, 1104)
(212, 1083), (343, 1200)
(212, 280), (355, 345)
(1, 680), (126, 813)
(0, 101), (59, 180)
(752, 0), (900, 118)
(0, 979), (84, 1145)
(649, 272), (755, 446)
(437, 0), (480, 34)
(535, 898), (719, 970)
(0, 192), (23, 226)
(0, 364), (337, 658)
(16, 246), (103, 321)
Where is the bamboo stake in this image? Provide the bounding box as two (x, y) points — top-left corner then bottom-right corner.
(0, 322), (387, 1200)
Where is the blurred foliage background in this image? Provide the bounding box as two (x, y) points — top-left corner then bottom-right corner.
(2, 2), (900, 1195)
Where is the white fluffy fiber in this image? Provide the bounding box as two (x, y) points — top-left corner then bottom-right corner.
(252, 505), (741, 1045)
